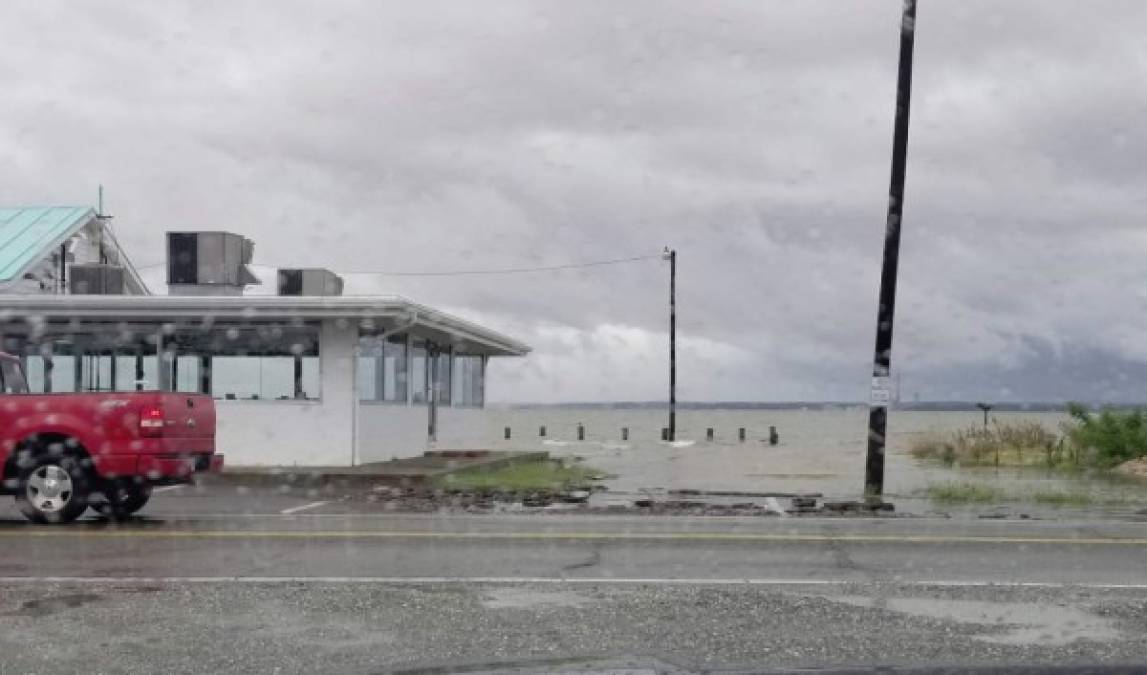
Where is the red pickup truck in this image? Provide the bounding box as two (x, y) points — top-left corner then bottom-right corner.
(0, 352), (223, 523)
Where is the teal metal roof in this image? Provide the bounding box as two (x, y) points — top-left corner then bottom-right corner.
(0, 206), (96, 283)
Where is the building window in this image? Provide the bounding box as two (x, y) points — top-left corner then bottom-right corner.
(357, 332), (408, 403)
(407, 341), (454, 405)
(13, 336), (157, 393)
(411, 340), (428, 404)
(9, 322), (320, 400)
(80, 354), (114, 391)
(435, 349), (452, 406)
(172, 323), (321, 401)
(356, 347), (377, 401)
(50, 355), (77, 392)
(300, 355), (320, 400)
(452, 354), (485, 407)
(210, 356), (296, 400)
(114, 354), (160, 391)
(23, 355), (47, 393)
(15, 339), (157, 393)
(175, 355), (201, 393)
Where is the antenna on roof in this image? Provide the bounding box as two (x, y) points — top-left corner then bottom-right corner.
(94, 184), (114, 265)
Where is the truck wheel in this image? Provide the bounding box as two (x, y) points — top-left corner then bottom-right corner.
(15, 455), (91, 524)
(91, 483), (152, 519)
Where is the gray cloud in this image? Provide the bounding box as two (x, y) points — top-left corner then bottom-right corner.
(3, 0), (1147, 402)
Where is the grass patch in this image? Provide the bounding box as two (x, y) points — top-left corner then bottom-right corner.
(924, 483), (1144, 507)
(434, 458), (607, 493)
(923, 482), (1003, 504)
(1030, 490), (1094, 507)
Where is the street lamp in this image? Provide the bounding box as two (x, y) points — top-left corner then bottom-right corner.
(663, 247), (676, 442)
(976, 402), (992, 429)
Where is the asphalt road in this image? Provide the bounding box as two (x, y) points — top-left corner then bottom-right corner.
(1, 485), (1146, 674)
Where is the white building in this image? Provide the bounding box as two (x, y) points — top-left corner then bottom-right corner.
(0, 206), (529, 466)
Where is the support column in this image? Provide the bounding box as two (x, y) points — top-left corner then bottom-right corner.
(135, 344), (144, 391)
(373, 341), (385, 402)
(157, 330), (174, 391)
(200, 354), (211, 395)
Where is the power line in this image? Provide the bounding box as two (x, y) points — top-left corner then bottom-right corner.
(340, 254), (661, 277)
(134, 254), (662, 277)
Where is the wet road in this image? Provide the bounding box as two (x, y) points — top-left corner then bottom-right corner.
(1, 486), (1147, 673)
(1, 484), (1146, 585)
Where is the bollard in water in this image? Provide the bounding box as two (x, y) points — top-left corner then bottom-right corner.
(706, 428), (714, 442)
(577, 424), (585, 441)
(661, 427), (669, 441)
(504, 426), (511, 440)
(738, 427), (746, 442)
(539, 425), (546, 437)
(769, 425), (779, 446)
(621, 427), (629, 441)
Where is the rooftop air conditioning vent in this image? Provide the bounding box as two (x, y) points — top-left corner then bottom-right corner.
(277, 268), (344, 296)
(167, 232), (259, 296)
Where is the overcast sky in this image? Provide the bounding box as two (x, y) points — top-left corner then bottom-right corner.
(3, 1), (1147, 403)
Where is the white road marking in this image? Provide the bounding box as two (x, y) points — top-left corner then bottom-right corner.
(1, 576), (1146, 590)
(279, 501), (330, 515)
(152, 485), (186, 493)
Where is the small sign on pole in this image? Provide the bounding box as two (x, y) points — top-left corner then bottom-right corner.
(870, 376), (893, 407)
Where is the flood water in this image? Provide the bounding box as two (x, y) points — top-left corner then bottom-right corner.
(476, 407), (1144, 501)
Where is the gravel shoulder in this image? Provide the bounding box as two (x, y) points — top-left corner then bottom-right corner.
(1, 581), (1146, 674)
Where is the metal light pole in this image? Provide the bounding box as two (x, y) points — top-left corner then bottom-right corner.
(663, 247), (676, 442)
(865, 0), (918, 497)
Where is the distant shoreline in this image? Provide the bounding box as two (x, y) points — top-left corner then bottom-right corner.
(494, 401), (1124, 412)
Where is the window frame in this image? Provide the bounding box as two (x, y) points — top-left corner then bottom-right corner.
(357, 330), (411, 405)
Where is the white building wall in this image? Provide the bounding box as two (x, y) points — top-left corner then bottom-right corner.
(216, 319), (356, 466)
(356, 404), (428, 463)
(215, 319), (507, 467)
(434, 407), (495, 450)
(355, 405), (498, 462)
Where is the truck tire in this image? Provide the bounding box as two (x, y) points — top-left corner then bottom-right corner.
(15, 454), (91, 524)
(90, 483), (152, 519)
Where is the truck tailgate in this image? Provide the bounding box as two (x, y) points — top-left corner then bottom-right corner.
(155, 393), (216, 439)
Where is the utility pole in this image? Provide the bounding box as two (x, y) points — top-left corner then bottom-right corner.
(865, 0), (918, 497)
(663, 247), (677, 442)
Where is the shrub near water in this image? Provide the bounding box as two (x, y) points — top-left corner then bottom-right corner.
(1064, 403), (1147, 469)
(911, 407), (1147, 471)
(909, 420), (1062, 468)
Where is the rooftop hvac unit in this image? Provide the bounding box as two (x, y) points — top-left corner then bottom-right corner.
(69, 264), (126, 295)
(277, 268), (345, 296)
(167, 232), (259, 295)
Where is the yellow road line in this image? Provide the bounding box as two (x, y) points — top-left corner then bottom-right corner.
(1, 529), (1146, 545)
